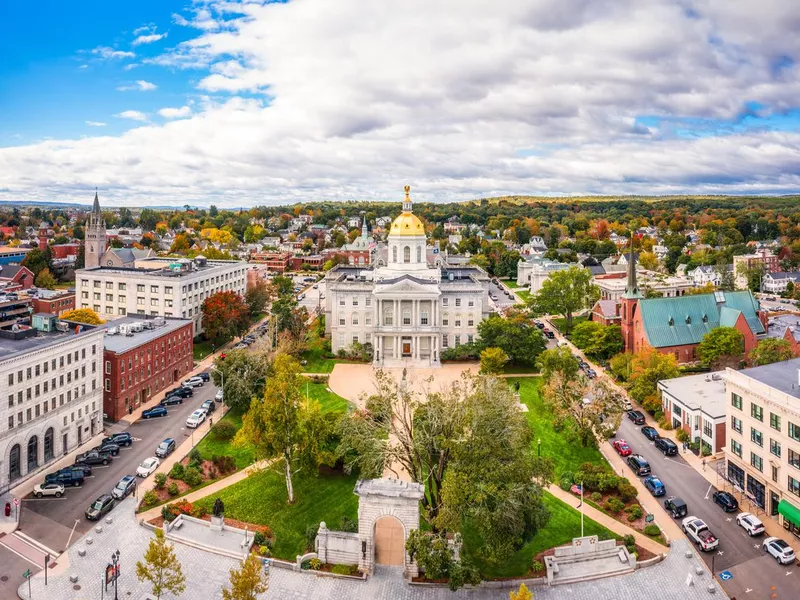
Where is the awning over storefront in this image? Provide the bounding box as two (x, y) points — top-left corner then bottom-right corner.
(778, 499), (800, 527)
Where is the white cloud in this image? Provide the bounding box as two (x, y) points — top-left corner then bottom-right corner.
(4, 0), (800, 206)
(78, 64), (88, 70)
(85, 121), (107, 127)
(133, 24), (155, 36)
(114, 110), (148, 122)
(91, 46), (135, 60)
(133, 32), (167, 46)
(158, 106), (192, 119)
(116, 80), (158, 92)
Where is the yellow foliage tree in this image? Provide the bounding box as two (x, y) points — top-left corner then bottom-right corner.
(200, 228), (234, 245)
(509, 582), (533, 600)
(59, 308), (105, 325)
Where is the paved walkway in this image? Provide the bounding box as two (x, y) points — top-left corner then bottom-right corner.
(19, 498), (724, 600)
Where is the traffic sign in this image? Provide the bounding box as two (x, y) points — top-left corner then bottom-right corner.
(645, 514), (654, 523)
(22, 569), (30, 579)
(13, 498), (19, 506)
(719, 570), (734, 581)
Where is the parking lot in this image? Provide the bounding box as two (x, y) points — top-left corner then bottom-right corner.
(489, 279), (518, 310)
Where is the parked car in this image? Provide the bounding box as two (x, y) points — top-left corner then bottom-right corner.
(160, 395), (184, 406)
(627, 454), (651, 476)
(682, 517), (719, 552)
(33, 483), (65, 498)
(612, 439), (632, 457)
(712, 490), (739, 513)
(621, 398), (633, 411)
(182, 376), (204, 388)
(142, 406), (168, 419)
(233, 343), (248, 350)
(534, 322), (545, 329)
(92, 442), (120, 456)
(737, 512), (766, 536)
(137, 457), (161, 477)
(186, 409), (206, 428)
(76, 451), (113, 466)
(167, 387), (193, 398)
(155, 438), (176, 458)
(111, 475), (137, 500)
(627, 410), (646, 425)
(215, 389), (224, 402)
(103, 432), (133, 447)
(198, 372), (211, 382)
(763, 537), (796, 564)
(543, 331), (555, 339)
(201, 399), (216, 415)
(643, 475), (666, 497)
(44, 470), (84, 487)
(654, 437), (678, 456)
(312, 284), (319, 289)
(663, 496), (687, 518)
(62, 464), (92, 477)
(85, 494), (115, 521)
(640, 426), (660, 441)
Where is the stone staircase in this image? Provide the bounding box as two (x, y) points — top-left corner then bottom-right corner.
(545, 537), (636, 586)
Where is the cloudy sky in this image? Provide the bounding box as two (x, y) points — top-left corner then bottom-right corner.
(1, 0), (799, 207)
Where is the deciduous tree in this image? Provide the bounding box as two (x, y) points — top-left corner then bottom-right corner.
(221, 553), (269, 600)
(201, 291), (250, 343)
(697, 326), (745, 368)
(245, 279), (271, 316)
(537, 346), (579, 382)
(136, 528), (186, 600)
(749, 337), (794, 366)
(34, 267), (57, 289)
(510, 583), (534, 600)
(627, 349), (680, 412)
(60, 308), (104, 325)
(479, 347), (509, 374)
(477, 313), (545, 366)
(211, 347), (270, 411)
(570, 322), (623, 359)
(528, 266), (598, 334)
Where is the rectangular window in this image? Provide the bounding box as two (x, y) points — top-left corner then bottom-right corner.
(7, 374), (11, 386)
(467, 334), (474, 344)
(751, 428), (763, 447)
(365, 297), (372, 307)
(442, 335), (449, 348)
(106, 281), (113, 289)
(770, 413), (781, 432)
(751, 452), (763, 472)
(339, 298), (345, 306)
(442, 315), (449, 326)
(105, 379), (110, 391)
(731, 393), (742, 410)
(468, 318), (474, 327)
(442, 298), (449, 306)
(165, 286), (172, 295)
(119, 283), (126, 290)
(106, 294), (113, 302)
(772, 465), (779, 483)
(789, 476), (800, 497)
(468, 299), (474, 307)
(455, 298), (461, 307)
(339, 317), (345, 326)
(770, 439), (782, 458)
(352, 297), (358, 306)
(790, 422), (800, 442)
(137, 284), (145, 292)
(751, 403), (763, 422)
(151, 285), (158, 293)
(789, 448), (800, 470)
(455, 335), (461, 346)
(455, 319), (461, 327)
(703, 420), (712, 438)
(8, 416), (13, 430)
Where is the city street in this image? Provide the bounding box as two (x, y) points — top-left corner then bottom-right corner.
(489, 279), (518, 310)
(298, 278), (325, 316)
(16, 378), (221, 553)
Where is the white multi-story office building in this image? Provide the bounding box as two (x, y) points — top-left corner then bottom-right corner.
(75, 257), (247, 336)
(325, 187), (491, 367)
(0, 314), (104, 493)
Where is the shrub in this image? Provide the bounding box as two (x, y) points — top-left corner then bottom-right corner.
(623, 534), (636, 554)
(559, 478), (573, 492)
(169, 463), (185, 480)
(182, 467), (203, 487)
(590, 492), (603, 503)
(675, 429), (690, 443)
(167, 483), (179, 497)
(161, 505), (175, 522)
(141, 490), (158, 508)
(597, 473), (621, 493)
(644, 524), (661, 537)
(212, 455), (236, 474)
(617, 481), (638, 502)
(309, 558), (322, 571)
(531, 559), (544, 574)
(191, 504), (208, 518)
(305, 523), (320, 551)
(254, 531), (268, 547)
(258, 546), (271, 557)
(331, 564), (354, 576)
(625, 505), (643, 522)
(189, 448), (202, 466)
(339, 516), (358, 533)
(154, 473), (167, 490)
(211, 420), (237, 441)
(653, 410), (664, 421)
(604, 498), (625, 514)
(660, 419), (674, 431)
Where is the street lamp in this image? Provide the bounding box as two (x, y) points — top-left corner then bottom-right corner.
(538, 438), (541, 457)
(111, 549), (120, 600)
(211, 365), (224, 404)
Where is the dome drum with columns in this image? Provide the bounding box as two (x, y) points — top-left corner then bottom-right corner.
(324, 187), (492, 367)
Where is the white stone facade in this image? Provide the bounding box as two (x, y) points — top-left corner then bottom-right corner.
(76, 257), (247, 336)
(0, 326), (104, 494)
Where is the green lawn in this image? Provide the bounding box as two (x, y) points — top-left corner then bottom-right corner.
(301, 320), (338, 373)
(194, 409), (255, 469)
(549, 315), (587, 336)
(193, 339), (217, 360)
(504, 280), (522, 289)
(193, 467), (360, 560)
(53, 281), (75, 290)
(304, 380), (352, 414)
(511, 377), (604, 476)
(463, 491), (619, 578)
(515, 289), (532, 303)
(502, 363), (540, 374)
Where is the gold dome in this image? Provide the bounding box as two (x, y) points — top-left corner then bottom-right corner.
(389, 184), (425, 236)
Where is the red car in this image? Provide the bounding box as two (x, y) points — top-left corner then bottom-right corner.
(612, 439), (632, 457)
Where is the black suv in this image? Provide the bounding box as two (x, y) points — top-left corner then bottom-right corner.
(663, 496), (688, 518)
(627, 410), (646, 425)
(198, 372), (211, 382)
(92, 442), (120, 456)
(155, 438), (176, 458)
(160, 395), (184, 406)
(167, 387), (193, 399)
(103, 432), (133, 447)
(627, 454), (651, 476)
(712, 490), (739, 513)
(75, 451), (113, 466)
(654, 437), (678, 456)
(86, 494), (114, 521)
(201, 399), (216, 415)
(44, 470), (84, 487)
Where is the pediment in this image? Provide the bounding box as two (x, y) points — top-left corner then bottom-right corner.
(374, 276), (441, 296)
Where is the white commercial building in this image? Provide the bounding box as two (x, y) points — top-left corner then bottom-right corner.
(516, 255), (578, 291)
(325, 188), (491, 367)
(0, 314), (104, 494)
(76, 256), (247, 336)
(658, 372), (727, 453)
(761, 272), (800, 294)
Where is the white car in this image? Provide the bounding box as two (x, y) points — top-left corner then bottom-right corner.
(33, 482), (65, 498)
(182, 377), (204, 388)
(736, 512), (765, 536)
(186, 409), (206, 428)
(215, 389), (224, 402)
(763, 537), (796, 564)
(136, 457), (160, 478)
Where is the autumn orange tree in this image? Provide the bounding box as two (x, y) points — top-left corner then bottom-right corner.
(201, 291), (250, 343)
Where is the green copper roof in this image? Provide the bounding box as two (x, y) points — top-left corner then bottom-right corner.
(638, 290), (764, 348)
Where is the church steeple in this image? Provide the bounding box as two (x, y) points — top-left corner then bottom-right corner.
(92, 188), (101, 216)
(361, 215), (368, 238)
(623, 235), (642, 299)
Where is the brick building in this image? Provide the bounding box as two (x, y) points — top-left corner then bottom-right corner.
(619, 243), (766, 363)
(733, 249), (780, 289)
(290, 255), (324, 271)
(32, 289), (75, 317)
(246, 264), (272, 290)
(101, 315), (194, 421)
(0, 265), (35, 290)
(250, 251), (292, 273)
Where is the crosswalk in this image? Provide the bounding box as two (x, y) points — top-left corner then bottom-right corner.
(0, 531), (58, 569)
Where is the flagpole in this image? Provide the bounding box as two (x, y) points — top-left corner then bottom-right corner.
(580, 481), (584, 537)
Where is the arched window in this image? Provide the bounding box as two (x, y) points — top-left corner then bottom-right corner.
(352, 314), (359, 326)
(44, 428), (54, 462)
(416, 246), (422, 263)
(403, 309), (411, 325)
(384, 305), (393, 326)
(9, 444), (21, 481)
(403, 246), (411, 263)
(420, 310), (429, 325)
(27, 436), (39, 472)
(392, 247), (397, 263)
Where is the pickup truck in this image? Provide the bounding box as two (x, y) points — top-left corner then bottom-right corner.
(682, 516), (719, 552)
(75, 451), (113, 466)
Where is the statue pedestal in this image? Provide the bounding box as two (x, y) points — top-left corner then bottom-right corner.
(211, 516), (224, 531)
